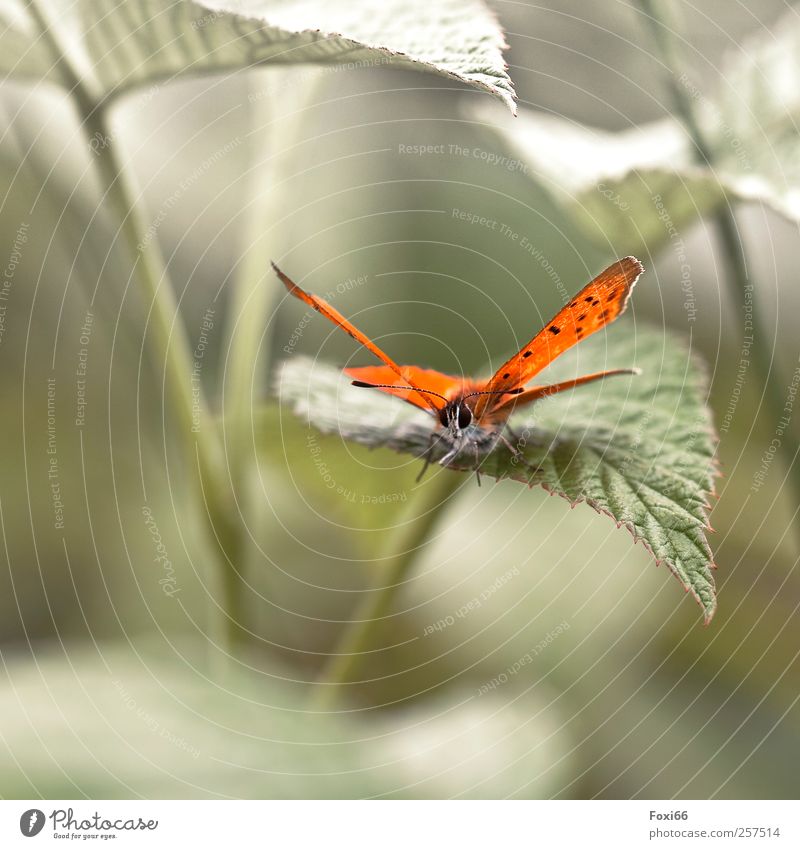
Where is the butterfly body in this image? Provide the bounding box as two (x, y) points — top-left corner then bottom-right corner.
(346, 366), (518, 468)
(272, 257), (644, 475)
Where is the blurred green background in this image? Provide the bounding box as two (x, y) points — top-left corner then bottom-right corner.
(1, 0), (798, 798)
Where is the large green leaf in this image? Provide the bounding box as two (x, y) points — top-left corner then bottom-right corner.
(275, 321), (719, 622)
(5, 0), (514, 111)
(0, 643), (573, 798)
(466, 6), (800, 252)
(467, 106), (724, 256)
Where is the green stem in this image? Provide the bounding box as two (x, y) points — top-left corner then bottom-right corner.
(91, 113), (247, 652)
(90, 114), (223, 474)
(224, 80), (287, 488)
(713, 205), (794, 451)
(635, 0), (800, 532)
(224, 77), (321, 451)
(633, 0), (715, 163)
(222, 71), (321, 584)
(310, 470), (463, 710)
(29, 0), (245, 654)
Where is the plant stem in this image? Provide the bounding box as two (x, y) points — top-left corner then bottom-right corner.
(89, 114), (223, 473)
(633, 0), (715, 163)
(310, 470), (462, 710)
(224, 76), (290, 488)
(635, 0), (800, 534)
(91, 112), (248, 652)
(29, 0), (245, 654)
(222, 71), (321, 589)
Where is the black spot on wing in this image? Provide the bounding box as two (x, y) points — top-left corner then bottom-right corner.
(548, 325), (561, 335)
(523, 351), (532, 358)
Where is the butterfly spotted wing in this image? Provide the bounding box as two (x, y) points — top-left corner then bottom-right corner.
(473, 256), (644, 420)
(272, 262), (441, 414)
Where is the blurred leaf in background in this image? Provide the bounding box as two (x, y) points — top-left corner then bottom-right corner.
(467, 6), (800, 255)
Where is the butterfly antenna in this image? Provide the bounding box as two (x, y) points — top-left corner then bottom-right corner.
(350, 381), (449, 404)
(463, 387), (525, 400)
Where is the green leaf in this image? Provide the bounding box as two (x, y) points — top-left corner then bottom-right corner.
(465, 6), (800, 251)
(466, 106), (725, 256)
(0, 643), (574, 798)
(275, 321), (719, 622)
(9, 0), (514, 111)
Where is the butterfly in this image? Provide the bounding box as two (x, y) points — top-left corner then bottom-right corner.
(273, 256), (643, 480)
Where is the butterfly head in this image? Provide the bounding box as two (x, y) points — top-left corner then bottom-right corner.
(439, 399), (474, 433)
(350, 380), (524, 439)
(438, 386), (527, 435)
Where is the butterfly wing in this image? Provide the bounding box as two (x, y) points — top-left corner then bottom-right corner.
(484, 368), (640, 421)
(273, 262), (440, 414)
(474, 256), (643, 419)
(345, 365), (464, 412)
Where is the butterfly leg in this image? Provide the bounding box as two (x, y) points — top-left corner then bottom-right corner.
(416, 455), (432, 483)
(416, 429), (450, 482)
(497, 432), (540, 476)
(505, 423), (526, 444)
(416, 432), (437, 483)
(438, 445), (460, 467)
(473, 441), (482, 487)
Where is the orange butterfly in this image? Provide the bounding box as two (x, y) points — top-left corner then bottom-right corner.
(273, 257), (643, 478)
